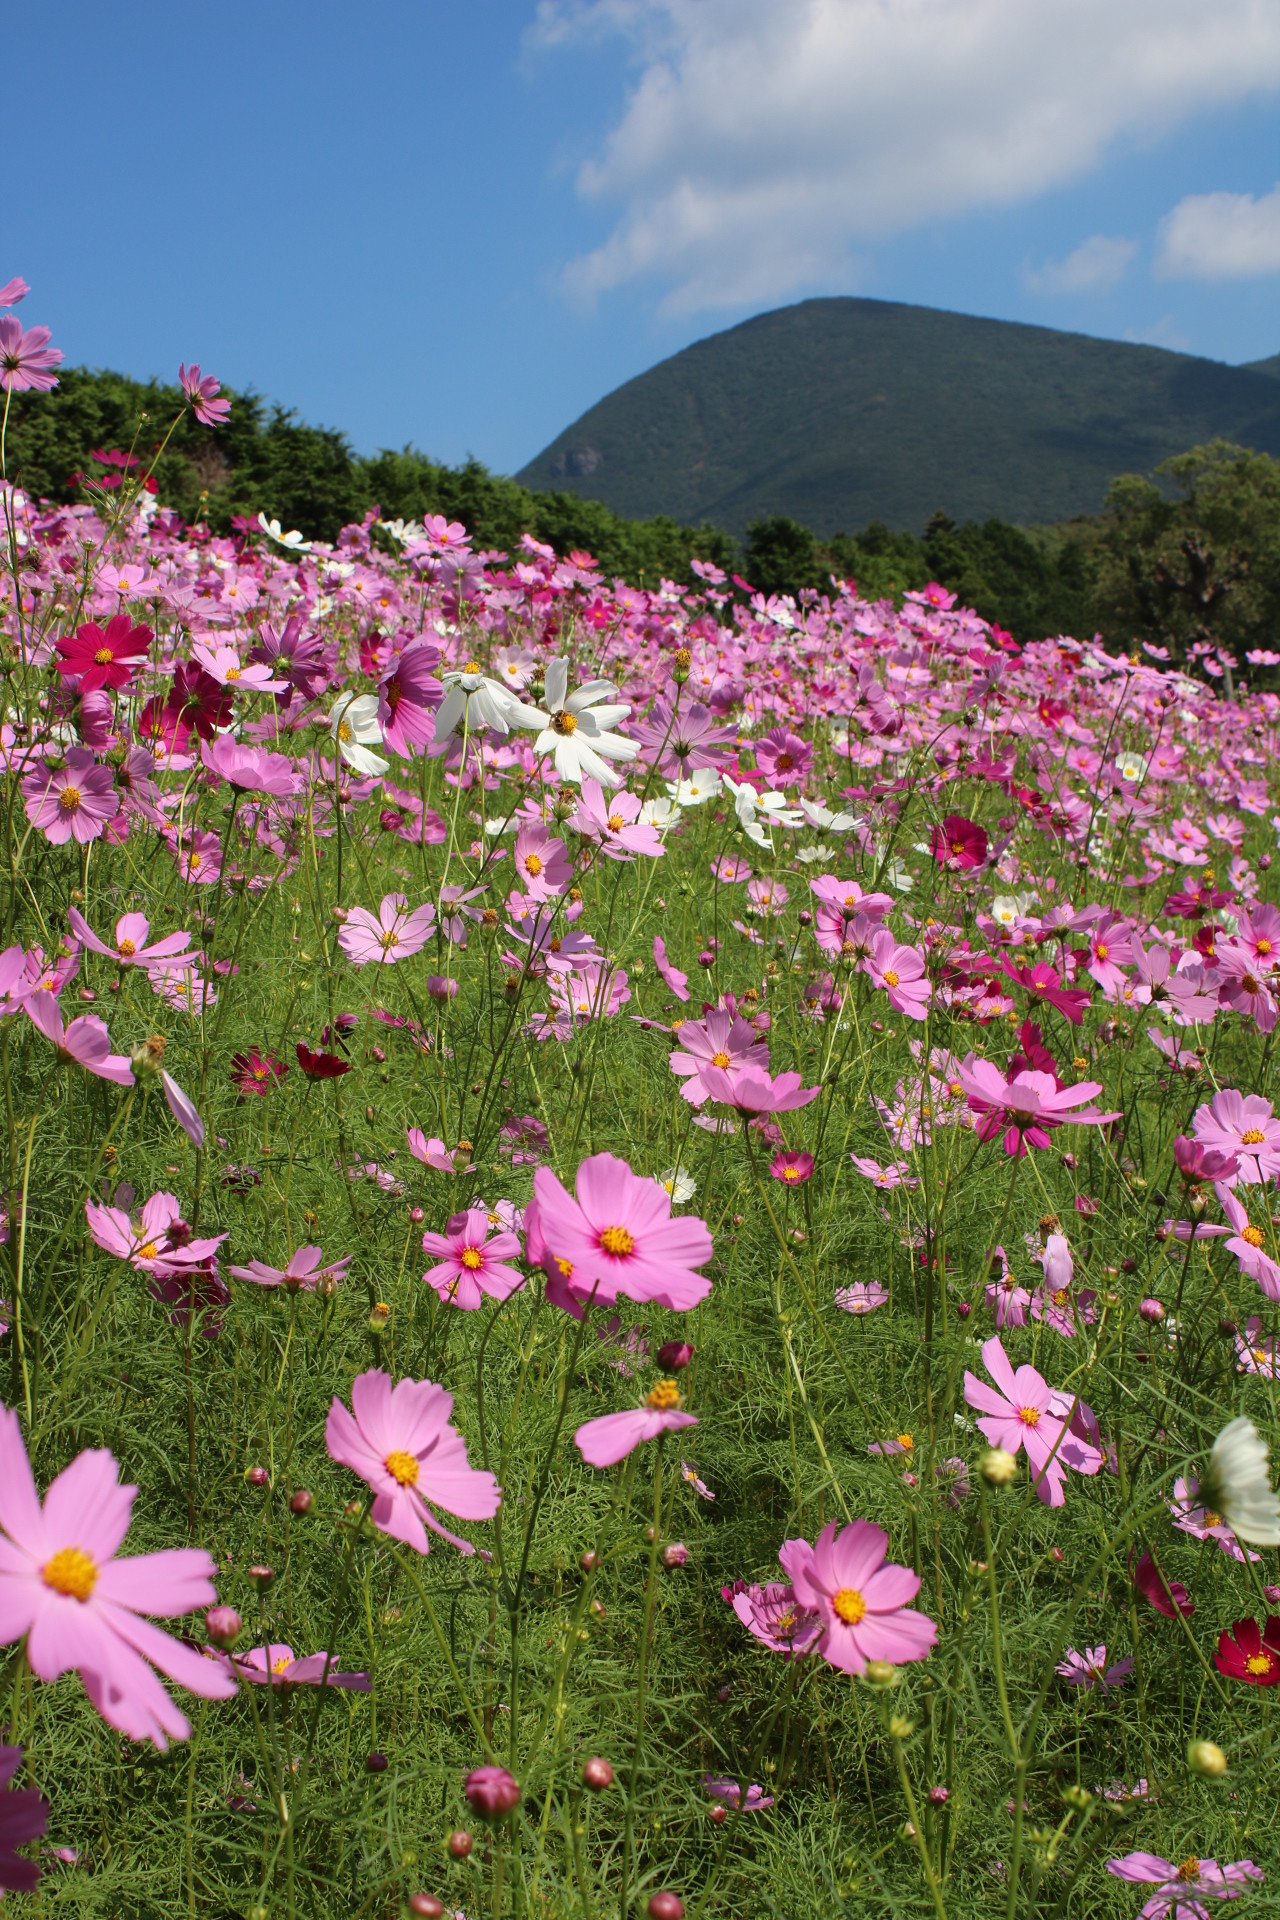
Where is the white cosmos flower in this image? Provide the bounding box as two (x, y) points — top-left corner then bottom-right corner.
(328, 691), (389, 776)
(667, 771), (721, 807)
(800, 797), (856, 831)
(795, 845), (835, 864)
(434, 663), (543, 743)
(1201, 1416), (1280, 1545)
(723, 774), (804, 849)
(530, 658), (638, 788)
(639, 796), (681, 833)
(659, 1166), (697, 1203)
(1116, 752), (1148, 783)
(257, 512), (312, 553)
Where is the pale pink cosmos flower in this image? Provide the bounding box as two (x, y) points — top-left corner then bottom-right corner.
(191, 642), (286, 694)
(963, 1334), (1103, 1505)
(0, 315), (62, 392)
(864, 929), (931, 1021)
(1192, 1089), (1280, 1185)
(1170, 1475), (1259, 1564)
(1235, 1316), (1279, 1378)
(513, 824), (571, 900)
(574, 1378), (698, 1467)
(406, 1128), (473, 1175)
(652, 934), (690, 1001)
(1106, 1851), (1262, 1916)
(787, 1520), (937, 1676)
(178, 362), (230, 427)
(25, 991), (133, 1086)
(219, 1644), (370, 1691)
(835, 1282), (888, 1315)
(849, 1154), (919, 1190)
(421, 1211), (524, 1310)
(0, 276), (30, 307)
(956, 1056), (1117, 1157)
(23, 749), (117, 846)
(731, 1577), (822, 1656)
(228, 1246), (352, 1292)
(669, 1007), (769, 1107)
(702, 1775), (775, 1811)
(0, 1406), (237, 1747)
(68, 906), (194, 974)
(85, 1190), (223, 1270)
(200, 735), (298, 797)
(700, 1063), (821, 1115)
(325, 1368), (500, 1555)
(1055, 1644), (1134, 1689)
(338, 894), (437, 967)
(532, 1150), (714, 1311)
(569, 778), (665, 861)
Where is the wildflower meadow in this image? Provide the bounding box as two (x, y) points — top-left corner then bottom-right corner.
(3, 277), (1280, 1919)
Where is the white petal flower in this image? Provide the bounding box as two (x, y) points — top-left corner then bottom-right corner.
(434, 664), (543, 743)
(257, 512), (312, 554)
(668, 771), (721, 807)
(328, 692), (389, 776)
(639, 797), (681, 833)
(659, 1166), (697, 1203)
(529, 658), (639, 787)
(1202, 1416), (1280, 1545)
(801, 797), (856, 831)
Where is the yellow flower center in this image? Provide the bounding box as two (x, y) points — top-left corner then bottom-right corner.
(522, 851), (544, 878)
(225, 665), (241, 680)
(1017, 1405), (1040, 1428)
(271, 1655), (292, 1674)
(118, 937), (136, 956)
(645, 1378), (682, 1410)
(896, 1432), (914, 1452)
(710, 1050), (731, 1068)
(1178, 1858), (1201, 1882)
(59, 785), (82, 813)
(463, 659), (483, 675)
(1096, 943), (1108, 961)
(384, 1450), (419, 1487)
(606, 814), (625, 832)
(94, 646), (114, 665)
(43, 1546), (97, 1602)
(552, 710), (578, 735)
(380, 929), (400, 950)
(189, 852), (203, 872)
(1243, 1225), (1264, 1247)
(1246, 1652), (1275, 1676)
(782, 1167), (801, 1182)
(775, 1608), (796, 1633)
(883, 969), (900, 988)
(460, 1247), (484, 1271)
(137, 1240), (160, 1261)
(1202, 1509), (1222, 1528)
(1258, 939), (1272, 956)
(554, 1255), (574, 1279)
(1242, 1128), (1266, 1145)
(600, 1225), (635, 1256)
(832, 1587), (866, 1625)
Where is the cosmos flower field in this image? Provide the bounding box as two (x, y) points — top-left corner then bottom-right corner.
(2, 287), (1280, 1918)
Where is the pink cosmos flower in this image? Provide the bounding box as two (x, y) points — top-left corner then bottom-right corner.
(702, 1776), (775, 1811)
(377, 640), (444, 756)
(753, 728), (812, 788)
(421, 1211), (524, 1310)
(0, 1743), (46, 1894)
(532, 1151), (713, 1311)
(835, 1282), (887, 1314)
(864, 929), (931, 1020)
(0, 276), (29, 306)
(513, 824), (572, 900)
(850, 1154), (918, 1190)
(574, 1379), (698, 1467)
(200, 736), (297, 796)
(229, 1049), (288, 1097)
(786, 1520), (937, 1676)
(1170, 1476), (1258, 1564)
(963, 1335), (1103, 1505)
(1192, 1089), (1280, 1185)
(67, 906), (193, 974)
(809, 875), (893, 920)
(1106, 1852), (1262, 1917)
(23, 749), (118, 846)
(1235, 1316), (1279, 1378)
(771, 1150), (814, 1184)
(228, 1246), (352, 1292)
(652, 934), (690, 1002)
(569, 779), (665, 860)
(1055, 1644), (1134, 1689)
(547, 961), (631, 1024)
(699, 1063), (821, 1116)
(161, 1069), (205, 1150)
(220, 1644), (370, 1690)
(1130, 1549), (1194, 1619)
(932, 814), (987, 870)
(55, 613), (152, 693)
(0, 1407), (237, 1747)
(956, 1056), (1115, 1157)
(178, 362), (230, 427)
(25, 991), (133, 1086)
(731, 1577), (822, 1656)
(406, 1129), (472, 1175)
(325, 1368), (500, 1555)
(338, 894), (437, 966)
(191, 641), (286, 695)
(0, 315), (62, 392)
(669, 1007), (769, 1107)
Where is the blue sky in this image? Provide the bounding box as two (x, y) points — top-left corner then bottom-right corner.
(10, 2), (1280, 475)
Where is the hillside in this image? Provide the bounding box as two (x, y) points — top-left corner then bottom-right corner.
(517, 298), (1280, 534)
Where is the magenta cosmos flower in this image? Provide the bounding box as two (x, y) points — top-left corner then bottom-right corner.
(1192, 1089), (1280, 1185)
(963, 1335), (1102, 1506)
(731, 1577), (822, 1656)
(0, 1745), (47, 1894)
(325, 1368), (500, 1555)
(228, 1245), (351, 1293)
(421, 1211), (524, 1310)
(229, 1049), (288, 1097)
(338, 894), (437, 967)
(178, 361), (230, 426)
(0, 315), (62, 392)
(23, 749), (118, 846)
(956, 1056), (1116, 1157)
(786, 1520), (936, 1676)
(0, 1407), (237, 1747)
(669, 1007), (769, 1107)
(1106, 1852), (1262, 1917)
(932, 813), (987, 870)
(1055, 1644), (1134, 1689)
(55, 613), (152, 693)
(771, 1150), (814, 1185)
(531, 1151), (714, 1311)
(221, 1644), (370, 1690)
(574, 1378), (698, 1467)
(25, 991), (134, 1086)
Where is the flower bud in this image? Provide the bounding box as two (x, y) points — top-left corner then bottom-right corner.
(889, 1715), (915, 1741)
(1062, 1784), (1092, 1810)
(927, 1785), (949, 1805)
(410, 1206), (425, 1224)
(662, 1542), (689, 1569)
(1139, 1297), (1165, 1323)
(979, 1448), (1018, 1486)
(248, 1564), (275, 1591)
(447, 1830), (473, 1859)
(289, 1488), (312, 1516)
(245, 1465), (269, 1489)
(463, 1766), (521, 1819)
(1187, 1740), (1227, 1777)
(655, 1340), (693, 1370)
(580, 1550), (599, 1573)
(955, 1300), (972, 1320)
(368, 1302), (391, 1334)
(647, 1895), (684, 1920)
(365, 1751), (388, 1773)
(582, 1757), (613, 1791)
(863, 1661), (899, 1689)
(408, 1898), (446, 1918)
(206, 1606), (242, 1648)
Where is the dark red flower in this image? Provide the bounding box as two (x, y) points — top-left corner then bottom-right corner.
(168, 662), (233, 740)
(1215, 1616), (1280, 1686)
(931, 814), (988, 870)
(1130, 1549), (1195, 1620)
(1000, 959), (1092, 1026)
(463, 1766), (521, 1819)
(296, 1043), (350, 1080)
(230, 1050), (288, 1097)
(55, 614), (152, 693)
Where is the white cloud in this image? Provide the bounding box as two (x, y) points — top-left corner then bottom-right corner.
(531, 0), (1280, 314)
(1156, 183), (1280, 279)
(1123, 316), (1192, 352)
(1024, 235), (1136, 295)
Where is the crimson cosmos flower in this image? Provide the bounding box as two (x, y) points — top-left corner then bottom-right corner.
(230, 1050), (288, 1097)
(1214, 1615), (1280, 1685)
(296, 1042), (350, 1079)
(55, 613), (152, 692)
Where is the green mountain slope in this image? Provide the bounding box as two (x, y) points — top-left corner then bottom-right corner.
(517, 298), (1280, 534)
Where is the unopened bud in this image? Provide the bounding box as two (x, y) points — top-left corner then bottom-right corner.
(248, 1564), (275, 1591)
(1139, 1297), (1165, 1323)
(655, 1340), (693, 1370)
(863, 1660), (899, 1689)
(662, 1542), (688, 1569)
(289, 1488), (312, 1516)
(980, 1448), (1018, 1486)
(245, 1465), (269, 1489)
(582, 1757), (613, 1791)
(889, 1715), (915, 1741)
(1187, 1740), (1227, 1777)
(206, 1606), (242, 1648)
(448, 1830), (473, 1859)
(408, 1898), (446, 1919)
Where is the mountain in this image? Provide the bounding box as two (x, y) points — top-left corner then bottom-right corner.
(517, 299), (1280, 535)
